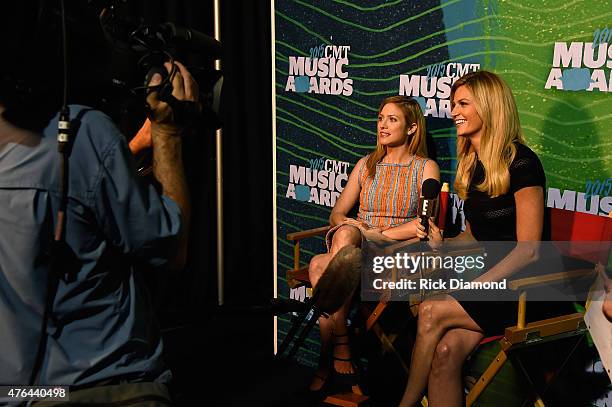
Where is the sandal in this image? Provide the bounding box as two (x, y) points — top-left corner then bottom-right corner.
(332, 333), (360, 386)
(307, 371), (332, 403)
(307, 349), (333, 400)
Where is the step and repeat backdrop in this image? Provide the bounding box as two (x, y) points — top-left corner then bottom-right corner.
(273, 0), (612, 368)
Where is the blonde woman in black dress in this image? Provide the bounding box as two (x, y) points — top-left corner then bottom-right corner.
(399, 71), (547, 407)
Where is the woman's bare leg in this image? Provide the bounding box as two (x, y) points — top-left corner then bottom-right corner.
(398, 296), (482, 407)
(307, 225), (361, 389)
(327, 226), (361, 374)
(427, 328), (483, 407)
(308, 252), (333, 390)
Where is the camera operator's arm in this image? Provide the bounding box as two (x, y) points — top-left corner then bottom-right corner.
(147, 62), (196, 270)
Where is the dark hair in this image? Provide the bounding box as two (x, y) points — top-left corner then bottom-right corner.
(0, 3), (65, 129)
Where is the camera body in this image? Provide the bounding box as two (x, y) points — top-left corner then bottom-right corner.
(96, 0), (223, 130)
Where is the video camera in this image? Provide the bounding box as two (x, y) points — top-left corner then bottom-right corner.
(91, 0), (224, 131)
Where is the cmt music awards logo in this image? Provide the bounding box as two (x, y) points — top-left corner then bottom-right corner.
(545, 27), (612, 92)
(285, 157), (350, 207)
(398, 62), (480, 118)
(547, 187), (612, 217)
(285, 43), (353, 96)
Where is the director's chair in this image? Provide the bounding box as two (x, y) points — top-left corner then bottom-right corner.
(392, 208), (610, 406)
(285, 225), (411, 374)
(461, 208), (612, 406)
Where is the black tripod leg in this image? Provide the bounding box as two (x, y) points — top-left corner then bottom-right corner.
(277, 294), (318, 357)
(287, 306), (323, 360)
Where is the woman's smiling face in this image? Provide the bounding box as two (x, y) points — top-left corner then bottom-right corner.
(451, 85), (484, 141)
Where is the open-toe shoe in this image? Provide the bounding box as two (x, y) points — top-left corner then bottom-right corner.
(331, 333), (360, 386)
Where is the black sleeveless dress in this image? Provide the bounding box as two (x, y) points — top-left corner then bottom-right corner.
(452, 143), (549, 335)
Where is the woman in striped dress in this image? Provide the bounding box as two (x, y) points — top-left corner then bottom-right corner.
(307, 96), (440, 395)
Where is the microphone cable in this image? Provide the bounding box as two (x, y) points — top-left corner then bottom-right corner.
(29, 0), (71, 388)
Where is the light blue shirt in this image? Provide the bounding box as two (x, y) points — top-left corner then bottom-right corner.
(0, 106), (181, 388)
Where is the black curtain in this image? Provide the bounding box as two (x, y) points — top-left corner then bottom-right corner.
(141, 2), (275, 401)
(218, 1), (273, 306)
(148, 0), (274, 314)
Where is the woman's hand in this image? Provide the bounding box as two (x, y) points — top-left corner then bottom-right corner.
(412, 218), (426, 239)
(424, 218), (443, 250)
(363, 227), (394, 243)
(341, 218), (369, 230)
(382, 218), (427, 241)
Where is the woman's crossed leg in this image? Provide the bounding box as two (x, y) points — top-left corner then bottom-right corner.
(308, 225), (361, 391)
(399, 296), (483, 407)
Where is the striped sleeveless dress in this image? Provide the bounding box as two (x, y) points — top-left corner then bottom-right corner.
(325, 155), (428, 250)
(357, 155), (428, 228)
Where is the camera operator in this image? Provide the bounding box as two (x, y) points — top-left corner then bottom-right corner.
(0, 32), (195, 406)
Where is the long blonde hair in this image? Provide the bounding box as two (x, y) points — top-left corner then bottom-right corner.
(451, 71), (525, 199)
(365, 96), (427, 178)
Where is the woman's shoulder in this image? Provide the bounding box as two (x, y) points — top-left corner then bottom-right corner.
(421, 157), (440, 185)
(514, 142), (539, 158)
(357, 155), (370, 165)
(408, 154), (432, 169)
(511, 142), (543, 170)
(415, 155), (439, 170)
(353, 156), (369, 178)
(355, 155), (369, 171)
(509, 142), (545, 190)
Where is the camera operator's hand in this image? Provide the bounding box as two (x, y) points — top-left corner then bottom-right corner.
(144, 61), (195, 271)
(146, 61), (199, 133)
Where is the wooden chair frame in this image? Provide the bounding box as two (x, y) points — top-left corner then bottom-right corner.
(465, 265), (599, 407)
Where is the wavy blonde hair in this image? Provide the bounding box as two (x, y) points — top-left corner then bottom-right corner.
(365, 96), (427, 178)
(451, 71), (525, 199)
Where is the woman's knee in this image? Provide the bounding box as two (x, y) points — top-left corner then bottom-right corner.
(309, 254), (329, 286)
(331, 225), (360, 248)
(430, 335), (466, 377)
(416, 300), (443, 335)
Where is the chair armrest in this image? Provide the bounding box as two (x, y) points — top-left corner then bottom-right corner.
(287, 225), (331, 241)
(286, 266), (312, 289)
(509, 267), (597, 329)
(384, 239), (485, 257)
(383, 237), (419, 255)
(508, 269), (596, 291)
(286, 225), (331, 285)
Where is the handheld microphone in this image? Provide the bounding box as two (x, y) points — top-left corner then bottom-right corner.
(418, 179), (441, 241)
